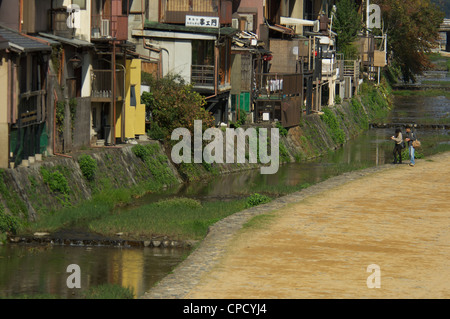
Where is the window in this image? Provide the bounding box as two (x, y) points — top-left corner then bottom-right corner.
(130, 85), (136, 107)
(72, 0), (86, 10)
(192, 40), (215, 66)
(122, 0), (132, 15)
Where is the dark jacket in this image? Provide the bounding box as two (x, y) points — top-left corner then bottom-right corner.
(405, 131), (417, 147)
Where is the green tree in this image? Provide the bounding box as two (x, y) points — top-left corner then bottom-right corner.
(333, 0), (363, 59)
(141, 73), (214, 140)
(373, 0), (445, 82)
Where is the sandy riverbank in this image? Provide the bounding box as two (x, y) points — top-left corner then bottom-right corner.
(143, 152), (450, 299)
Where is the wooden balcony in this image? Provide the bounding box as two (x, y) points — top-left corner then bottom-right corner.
(191, 64), (215, 89)
(255, 73), (303, 100)
(159, 0), (232, 25)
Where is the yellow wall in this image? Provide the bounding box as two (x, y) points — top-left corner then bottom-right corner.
(0, 53), (9, 168)
(115, 58), (146, 139)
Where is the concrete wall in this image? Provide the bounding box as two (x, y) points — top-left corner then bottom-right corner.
(149, 39), (192, 83)
(0, 53), (9, 168)
(72, 97), (92, 149)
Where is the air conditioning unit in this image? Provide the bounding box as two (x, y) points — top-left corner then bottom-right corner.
(101, 19), (110, 37)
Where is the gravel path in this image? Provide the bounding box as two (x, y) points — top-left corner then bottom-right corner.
(142, 152), (450, 299)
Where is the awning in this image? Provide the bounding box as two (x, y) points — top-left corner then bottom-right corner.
(267, 24), (294, 36)
(38, 32), (94, 48)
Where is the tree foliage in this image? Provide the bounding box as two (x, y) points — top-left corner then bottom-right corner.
(141, 73), (214, 140)
(373, 0), (445, 82)
(431, 0), (450, 18)
(333, 0), (363, 59)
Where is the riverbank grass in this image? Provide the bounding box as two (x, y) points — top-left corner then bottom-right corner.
(88, 197), (248, 240)
(0, 284), (135, 299)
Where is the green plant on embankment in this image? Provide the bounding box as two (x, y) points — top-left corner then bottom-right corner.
(320, 107), (346, 145)
(78, 154), (97, 181)
(132, 143), (177, 186)
(0, 205), (21, 235)
(0, 169), (27, 234)
(245, 193), (272, 208)
(40, 166), (71, 205)
(359, 82), (391, 122)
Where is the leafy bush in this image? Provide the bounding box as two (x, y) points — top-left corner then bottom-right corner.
(0, 206), (21, 234)
(78, 155), (97, 181)
(40, 167), (70, 195)
(141, 73), (214, 140)
(232, 108), (248, 128)
(245, 193), (272, 208)
(276, 121), (288, 137)
(131, 144), (149, 159)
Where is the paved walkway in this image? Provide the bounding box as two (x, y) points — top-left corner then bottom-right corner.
(142, 152), (450, 299)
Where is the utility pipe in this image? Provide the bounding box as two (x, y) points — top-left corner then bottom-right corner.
(112, 40), (116, 146)
(19, 0), (23, 32)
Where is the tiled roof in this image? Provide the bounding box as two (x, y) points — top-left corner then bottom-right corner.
(38, 33), (94, 48)
(0, 24), (52, 52)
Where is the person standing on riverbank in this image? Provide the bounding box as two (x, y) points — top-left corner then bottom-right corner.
(405, 126), (417, 167)
(391, 128), (403, 164)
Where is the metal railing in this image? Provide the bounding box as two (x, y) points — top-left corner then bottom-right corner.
(91, 69), (124, 100)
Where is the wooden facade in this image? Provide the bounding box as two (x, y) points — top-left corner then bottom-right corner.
(159, 0), (232, 25)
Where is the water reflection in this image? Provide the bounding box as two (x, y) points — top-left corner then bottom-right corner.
(0, 245), (187, 299)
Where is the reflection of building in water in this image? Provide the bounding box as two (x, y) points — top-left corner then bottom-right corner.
(112, 248), (144, 296)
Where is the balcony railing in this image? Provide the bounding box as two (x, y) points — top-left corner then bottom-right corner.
(160, 0), (232, 25)
(321, 58), (337, 77)
(255, 73), (303, 99)
(191, 65), (215, 88)
(91, 69), (124, 101)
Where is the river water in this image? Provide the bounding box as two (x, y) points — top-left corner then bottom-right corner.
(1, 86), (449, 299)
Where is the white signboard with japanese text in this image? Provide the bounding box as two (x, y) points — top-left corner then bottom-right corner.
(185, 15), (220, 28)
